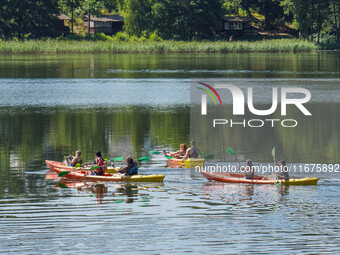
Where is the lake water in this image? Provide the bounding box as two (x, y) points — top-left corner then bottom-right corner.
(0, 52), (340, 254)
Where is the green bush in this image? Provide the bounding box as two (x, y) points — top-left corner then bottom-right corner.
(93, 33), (109, 41)
(114, 32), (130, 41)
(319, 34), (340, 49)
(149, 31), (163, 42)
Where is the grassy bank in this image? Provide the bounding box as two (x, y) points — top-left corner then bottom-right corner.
(0, 39), (318, 54)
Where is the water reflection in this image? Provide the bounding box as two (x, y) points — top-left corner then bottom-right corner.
(0, 52), (339, 78)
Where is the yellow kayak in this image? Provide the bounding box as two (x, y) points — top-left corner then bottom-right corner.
(167, 158), (205, 168)
(53, 167), (165, 182)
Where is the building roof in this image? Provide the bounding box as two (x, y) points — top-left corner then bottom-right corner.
(83, 15), (124, 22)
(58, 14), (71, 20)
(223, 16), (259, 23)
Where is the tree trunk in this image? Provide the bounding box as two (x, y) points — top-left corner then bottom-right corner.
(88, 4), (91, 34)
(332, 0), (337, 30)
(310, 27), (313, 41)
(71, 8), (74, 34)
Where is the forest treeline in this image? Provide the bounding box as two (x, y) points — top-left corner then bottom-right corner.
(0, 0), (339, 43)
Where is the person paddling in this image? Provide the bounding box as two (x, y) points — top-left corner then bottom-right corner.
(118, 156), (138, 176)
(275, 160), (290, 180)
(163, 143), (187, 159)
(92, 151), (105, 176)
(236, 157), (255, 180)
(184, 140), (202, 159)
(64, 150), (83, 167)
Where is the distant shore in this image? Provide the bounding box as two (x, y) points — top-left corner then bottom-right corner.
(0, 39), (324, 54)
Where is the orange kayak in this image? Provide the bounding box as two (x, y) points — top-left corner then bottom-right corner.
(201, 171), (319, 185)
(45, 160), (118, 173)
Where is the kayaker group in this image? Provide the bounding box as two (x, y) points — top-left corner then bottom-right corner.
(164, 140), (202, 159)
(64, 150), (138, 176)
(64, 140), (289, 181)
(236, 157), (289, 180)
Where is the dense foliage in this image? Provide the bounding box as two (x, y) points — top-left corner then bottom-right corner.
(0, 0), (339, 43)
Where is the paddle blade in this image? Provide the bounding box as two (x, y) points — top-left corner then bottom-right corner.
(204, 154), (215, 160)
(138, 156), (150, 161)
(74, 163), (81, 169)
(226, 147), (234, 155)
(111, 157), (124, 162)
(201, 152), (205, 157)
(58, 182), (69, 189)
(150, 150), (161, 155)
(104, 158), (108, 161)
(272, 147), (276, 158)
(164, 155), (174, 159)
(58, 171), (71, 177)
(89, 165), (103, 170)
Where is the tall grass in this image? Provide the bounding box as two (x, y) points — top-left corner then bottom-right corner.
(0, 39), (318, 54)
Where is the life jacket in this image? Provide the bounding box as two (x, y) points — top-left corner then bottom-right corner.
(71, 158), (83, 167)
(96, 157), (105, 175)
(127, 162), (138, 176)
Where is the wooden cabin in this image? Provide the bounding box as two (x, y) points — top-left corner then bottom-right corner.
(222, 16), (259, 37)
(52, 14), (71, 35)
(83, 15), (124, 35)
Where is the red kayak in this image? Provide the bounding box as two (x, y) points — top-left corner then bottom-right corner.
(201, 171), (319, 185)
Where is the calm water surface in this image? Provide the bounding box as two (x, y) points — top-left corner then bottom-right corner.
(0, 52), (340, 254)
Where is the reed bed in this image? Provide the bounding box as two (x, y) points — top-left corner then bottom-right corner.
(0, 39), (318, 54)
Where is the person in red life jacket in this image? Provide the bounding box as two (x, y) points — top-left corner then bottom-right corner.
(92, 151), (106, 176)
(118, 156), (138, 176)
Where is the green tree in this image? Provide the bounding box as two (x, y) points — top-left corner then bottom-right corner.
(151, 0), (222, 40)
(121, 0), (152, 36)
(330, 0), (340, 40)
(82, 0), (105, 34)
(222, 0), (244, 15)
(0, 0), (59, 38)
(241, 0), (285, 28)
(58, 0), (82, 33)
(283, 0), (330, 42)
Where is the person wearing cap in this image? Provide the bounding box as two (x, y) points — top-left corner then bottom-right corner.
(275, 160), (289, 180)
(184, 140), (202, 159)
(236, 157), (255, 179)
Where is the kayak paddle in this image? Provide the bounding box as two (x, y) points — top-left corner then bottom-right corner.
(150, 150), (161, 155)
(110, 156), (149, 162)
(110, 156), (124, 162)
(226, 147), (234, 155)
(58, 182), (69, 189)
(164, 155), (174, 159)
(138, 156), (150, 161)
(58, 170), (74, 177)
(204, 154), (215, 160)
(58, 163), (83, 177)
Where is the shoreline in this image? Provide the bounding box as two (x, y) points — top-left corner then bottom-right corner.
(0, 39), (323, 54)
